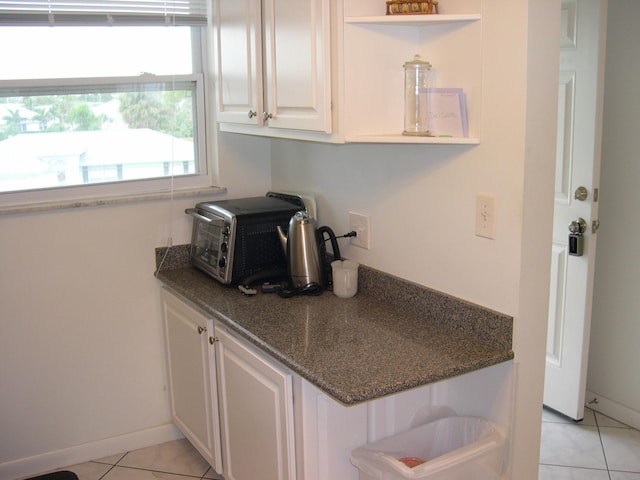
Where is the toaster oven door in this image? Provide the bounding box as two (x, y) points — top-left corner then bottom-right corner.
(186, 209), (232, 283)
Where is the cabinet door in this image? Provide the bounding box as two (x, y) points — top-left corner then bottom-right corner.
(215, 324), (296, 480)
(262, 0), (332, 132)
(161, 289), (222, 471)
(214, 0), (264, 125)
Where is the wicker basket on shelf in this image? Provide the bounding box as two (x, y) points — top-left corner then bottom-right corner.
(386, 0), (439, 15)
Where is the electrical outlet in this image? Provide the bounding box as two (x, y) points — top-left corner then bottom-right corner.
(349, 212), (371, 249)
(475, 194), (496, 239)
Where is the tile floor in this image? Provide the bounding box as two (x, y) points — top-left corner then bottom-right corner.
(21, 439), (222, 480)
(539, 407), (640, 479)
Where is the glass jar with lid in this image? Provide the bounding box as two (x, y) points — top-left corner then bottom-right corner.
(403, 55), (432, 136)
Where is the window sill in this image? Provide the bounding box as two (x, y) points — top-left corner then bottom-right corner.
(0, 185), (227, 216)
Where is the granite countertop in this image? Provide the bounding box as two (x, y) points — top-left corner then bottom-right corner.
(155, 245), (514, 406)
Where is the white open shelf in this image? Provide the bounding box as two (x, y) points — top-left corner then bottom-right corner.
(342, 7), (482, 145)
(344, 134), (480, 144)
(344, 13), (481, 26)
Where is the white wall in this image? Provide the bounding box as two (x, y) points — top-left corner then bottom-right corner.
(271, 1), (558, 478)
(587, 0), (640, 428)
(0, 132), (271, 479)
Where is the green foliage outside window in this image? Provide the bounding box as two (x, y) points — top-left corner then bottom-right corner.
(1, 89), (194, 141)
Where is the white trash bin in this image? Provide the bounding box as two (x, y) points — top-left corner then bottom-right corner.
(350, 416), (506, 480)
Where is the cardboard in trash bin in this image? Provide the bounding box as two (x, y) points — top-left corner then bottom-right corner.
(350, 416), (506, 480)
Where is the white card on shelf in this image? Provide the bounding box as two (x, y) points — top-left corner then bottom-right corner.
(427, 88), (468, 138)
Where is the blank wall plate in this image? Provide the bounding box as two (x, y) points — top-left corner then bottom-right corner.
(349, 212), (371, 249)
(475, 194), (496, 239)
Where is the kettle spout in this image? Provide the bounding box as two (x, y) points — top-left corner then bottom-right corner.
(276, 225), (288, 254)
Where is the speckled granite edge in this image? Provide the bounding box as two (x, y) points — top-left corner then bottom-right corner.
(154, 244), (513, 352)
(155, 244), (191, 273)
(358, 268), (513, 351)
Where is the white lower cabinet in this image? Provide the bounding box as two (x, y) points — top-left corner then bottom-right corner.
(161, 289), (222, 471)
(162, 289), (295, 479)
(214, 323), (296, 480)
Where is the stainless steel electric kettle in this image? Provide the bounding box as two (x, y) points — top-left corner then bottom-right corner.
(276, 211), (341, 293)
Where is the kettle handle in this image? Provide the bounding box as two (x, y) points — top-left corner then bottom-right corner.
(317, 226), (341, 262)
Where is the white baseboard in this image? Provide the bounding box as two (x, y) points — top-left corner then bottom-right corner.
(0, 423), (183, 480)
(585, 390), (640, 430)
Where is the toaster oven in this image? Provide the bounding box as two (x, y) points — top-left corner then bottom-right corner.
(186, 196), (300, 285)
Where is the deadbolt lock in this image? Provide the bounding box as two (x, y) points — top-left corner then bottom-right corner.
(568, 218), (587, 256)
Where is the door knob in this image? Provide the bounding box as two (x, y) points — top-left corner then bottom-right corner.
(574, 186), (588, 201)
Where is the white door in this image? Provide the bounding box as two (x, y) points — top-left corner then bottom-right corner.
(262, 0), (332, 132)
(161, 289), (222, 470)
(214, 0), (263, 125)
(215, 324), (296, 480)
(544, 0), (606, 420)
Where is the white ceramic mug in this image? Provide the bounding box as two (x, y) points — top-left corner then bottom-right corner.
(331, 260), (359, 298)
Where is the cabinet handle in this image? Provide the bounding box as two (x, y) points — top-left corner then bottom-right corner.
(263, 112), (273, 121)
(248, 110), (257, 119)
(209, 336), (218, 345)
(198, 326), (206, 335)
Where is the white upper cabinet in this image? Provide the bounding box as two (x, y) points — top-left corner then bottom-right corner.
(214, 0), (482, 144)
(213, 0), (263, 126)
(214, 0), (332, 135)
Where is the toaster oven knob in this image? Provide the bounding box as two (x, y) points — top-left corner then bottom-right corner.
(218, 257), (227, 269)
(222, 225), (230, 237)
(221, 241), (228, 253)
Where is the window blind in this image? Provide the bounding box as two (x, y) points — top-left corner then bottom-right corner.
(0, 0), (208, 26)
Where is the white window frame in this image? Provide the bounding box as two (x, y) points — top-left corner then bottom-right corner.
(0, 25), (220, 213)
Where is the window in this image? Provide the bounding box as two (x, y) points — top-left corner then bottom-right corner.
(0, 1), (212, 207)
